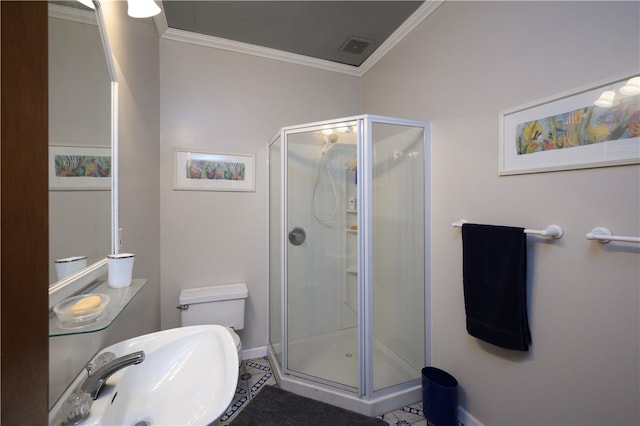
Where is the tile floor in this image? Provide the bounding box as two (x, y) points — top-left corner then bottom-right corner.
(216, 356), (428, 426)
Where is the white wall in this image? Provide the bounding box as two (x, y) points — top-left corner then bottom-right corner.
(159, 40), (361, 350)
(362, 2), (639, 425)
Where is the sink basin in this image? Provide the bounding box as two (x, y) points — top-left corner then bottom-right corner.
(62, 325), (239, 425)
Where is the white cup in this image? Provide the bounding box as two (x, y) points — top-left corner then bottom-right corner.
(54, 256), (87, 281)
(107, 253), (135, 288)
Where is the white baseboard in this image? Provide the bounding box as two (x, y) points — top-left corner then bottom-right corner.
(458, 405), (483, 426)
(241, 345), (268, 360)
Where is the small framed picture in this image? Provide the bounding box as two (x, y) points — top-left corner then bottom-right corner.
(174, 149), (256, 192)
(49, 145), (111, 190)
(499, 73), (639, 175)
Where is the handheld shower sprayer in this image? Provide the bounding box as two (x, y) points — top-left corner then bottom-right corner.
(321, 133), (339, 155)
(313, 132), (340, 223)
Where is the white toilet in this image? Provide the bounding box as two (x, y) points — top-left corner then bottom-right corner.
(178, 283), (248, 361)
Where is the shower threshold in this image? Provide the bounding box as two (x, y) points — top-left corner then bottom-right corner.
(268, 328), (422, 417)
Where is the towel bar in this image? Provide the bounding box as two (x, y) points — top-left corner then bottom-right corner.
(452, 220), (564, 239)
(585, 227), (640, 244)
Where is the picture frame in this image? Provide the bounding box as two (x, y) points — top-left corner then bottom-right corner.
(499, 73), (639, 175)
(174, 149), (256, 192)
(49, 145), (111, 190)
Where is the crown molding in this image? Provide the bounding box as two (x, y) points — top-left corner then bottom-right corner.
(48, 3), (97, 25)
(153, 0), (169, 37)
(358, 0), (444, 75)
(162, 28), (362, 76)
(158, 0), (444, 77)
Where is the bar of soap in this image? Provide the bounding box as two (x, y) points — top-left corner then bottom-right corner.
(69, 295), (102, 314)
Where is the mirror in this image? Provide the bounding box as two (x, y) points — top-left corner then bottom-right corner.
(48, 1), (117, 286)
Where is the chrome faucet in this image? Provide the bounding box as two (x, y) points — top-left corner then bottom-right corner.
(81, 350), (145, 399)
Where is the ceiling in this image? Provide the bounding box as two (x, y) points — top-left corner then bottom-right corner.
(160, 1), (425, 68)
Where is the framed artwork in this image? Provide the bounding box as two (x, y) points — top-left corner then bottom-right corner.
(49, 146), (111, 190)
(174, 149), (256, 192)
(499, 73), (639, 175)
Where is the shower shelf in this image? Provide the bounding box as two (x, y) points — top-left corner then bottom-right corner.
(346, 209), (357, 214)
(346, 229), (357, 234)
(347, 268), (358, 275)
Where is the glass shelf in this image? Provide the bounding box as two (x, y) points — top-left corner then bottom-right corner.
(49, 279), (146, 337)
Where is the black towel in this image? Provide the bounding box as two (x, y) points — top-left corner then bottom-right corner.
(461, 223), (531, 351)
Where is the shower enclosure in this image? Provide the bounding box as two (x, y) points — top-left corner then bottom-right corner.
(268, 115), (430, 416)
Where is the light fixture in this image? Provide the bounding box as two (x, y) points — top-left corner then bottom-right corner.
(77, 0), (95, 9)
(127, 0), (161, 18)
(594, 90), (615, 108)
(619, 76), (640, 96)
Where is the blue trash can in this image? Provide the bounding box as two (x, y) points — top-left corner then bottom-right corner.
(421, 367), (458, 426)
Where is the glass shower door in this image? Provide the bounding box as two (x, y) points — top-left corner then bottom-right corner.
(370, 121), (426, 392)
(285, 121), (360, 391)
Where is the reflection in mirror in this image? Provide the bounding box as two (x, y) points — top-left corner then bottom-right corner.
(48, 1), (112, 285)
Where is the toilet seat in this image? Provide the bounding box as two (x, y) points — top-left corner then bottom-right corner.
(226, 327), (242, 360)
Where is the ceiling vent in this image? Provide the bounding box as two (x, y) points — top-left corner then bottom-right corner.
(340, 36), (372, 55)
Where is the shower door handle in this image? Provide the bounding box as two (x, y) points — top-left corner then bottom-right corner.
(288, 227), (306, 246)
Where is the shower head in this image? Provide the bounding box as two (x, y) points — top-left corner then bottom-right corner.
(321, 133), (339, 155)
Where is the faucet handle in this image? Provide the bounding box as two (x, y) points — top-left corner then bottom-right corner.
(59, 391), (92, 425)
(87, 351), (116, 375)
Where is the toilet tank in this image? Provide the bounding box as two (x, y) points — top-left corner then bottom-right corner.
(179, 283), (248, 330)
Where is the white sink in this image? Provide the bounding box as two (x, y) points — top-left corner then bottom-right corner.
(58, 325), (239, 426)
